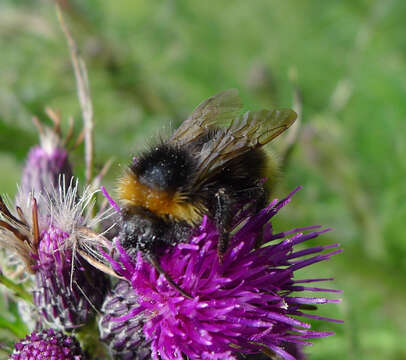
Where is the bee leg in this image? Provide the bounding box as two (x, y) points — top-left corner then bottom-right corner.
(254, 183), (267, 213)
(214, 188), (234, 263)
(253, 184), (267, 249)
(147, 254), (193, 299)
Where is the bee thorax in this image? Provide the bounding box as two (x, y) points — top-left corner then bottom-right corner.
(134, 144), (195, 192)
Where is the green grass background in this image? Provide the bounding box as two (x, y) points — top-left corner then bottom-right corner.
(0, 1), (405, 359)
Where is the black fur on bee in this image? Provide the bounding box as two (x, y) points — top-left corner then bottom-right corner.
(117, 89), (297, 297)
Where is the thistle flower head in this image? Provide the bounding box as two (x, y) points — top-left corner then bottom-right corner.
(0, 180), (113, 329)
(10, 328), (88, 360)
(100, 188), (342, 360)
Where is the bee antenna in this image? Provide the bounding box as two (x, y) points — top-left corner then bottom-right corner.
(147, 254), (193, 299)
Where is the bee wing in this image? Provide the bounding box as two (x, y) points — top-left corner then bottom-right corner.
(194, 108), (297, 186)
(169, 89), (243, 145)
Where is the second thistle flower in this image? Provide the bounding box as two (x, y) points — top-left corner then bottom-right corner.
(0, 119), (111, 330)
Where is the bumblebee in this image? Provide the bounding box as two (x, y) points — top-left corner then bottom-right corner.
(117, 89), (296, 296)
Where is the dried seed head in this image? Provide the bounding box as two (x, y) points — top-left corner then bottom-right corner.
(0, 180), (113, 330)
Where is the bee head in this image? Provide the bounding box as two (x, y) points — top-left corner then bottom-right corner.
(119, 206), (168, 255)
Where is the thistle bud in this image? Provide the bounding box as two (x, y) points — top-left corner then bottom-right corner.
(19, 127), (73, 201)
(100, 279), (151, 360)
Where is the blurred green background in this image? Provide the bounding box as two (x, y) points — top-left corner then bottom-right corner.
(0, 0), (405, 359)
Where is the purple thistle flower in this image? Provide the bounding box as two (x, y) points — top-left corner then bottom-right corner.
(10, 328), (88, 360)
(100, 187), (342, 360)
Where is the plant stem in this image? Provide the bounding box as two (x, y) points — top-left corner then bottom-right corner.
(76, 317), (109, 359)
(0, 273), (32, 303)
